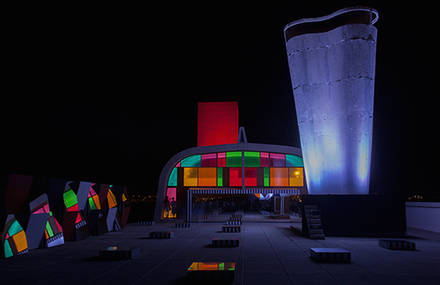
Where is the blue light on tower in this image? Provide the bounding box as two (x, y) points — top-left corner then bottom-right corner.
(284, 7), (378, 195)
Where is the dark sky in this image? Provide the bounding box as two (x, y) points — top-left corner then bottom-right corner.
(2, 2), (438, 199)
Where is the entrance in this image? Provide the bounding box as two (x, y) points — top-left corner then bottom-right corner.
(188, 192), (302, 222)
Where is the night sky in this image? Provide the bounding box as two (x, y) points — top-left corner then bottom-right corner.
(2, 1), (438, 200)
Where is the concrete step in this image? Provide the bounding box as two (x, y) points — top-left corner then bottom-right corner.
(309, 233), (325, 240)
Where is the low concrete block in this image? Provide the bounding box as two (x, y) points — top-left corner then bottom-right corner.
(379, 239), (416, 250)
(175, 223), (191, 228)
(212, 238), (239, 248)
(187, 262), (235, 283)
(99, 246), (141, 260)
(222, 226), (240, 233)
(149, 231), (174, 239)
(310, 248), (351, 263)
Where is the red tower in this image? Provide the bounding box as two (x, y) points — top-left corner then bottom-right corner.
(197, 102), (239, 146)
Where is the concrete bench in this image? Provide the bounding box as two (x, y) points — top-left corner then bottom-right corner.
(222, 226), (240, 233)
(212, 238), (239, 248)
(226, 220), (241, 225)
(310, 248), (351, 263)
(187, 262), (235, 283)
(137, 221), (154, 225)
(99, 246), (141, 260)
(149, 231), (174, 239)
(175, 223), (191, 228)
(379, 239), (416, 250)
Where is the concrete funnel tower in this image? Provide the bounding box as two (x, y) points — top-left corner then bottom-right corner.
(284, 7), (379, 194)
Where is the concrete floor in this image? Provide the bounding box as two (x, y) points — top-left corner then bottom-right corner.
(1, 222), (440, 285)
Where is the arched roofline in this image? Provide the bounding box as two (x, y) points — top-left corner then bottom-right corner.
(154, 143), (302, 221)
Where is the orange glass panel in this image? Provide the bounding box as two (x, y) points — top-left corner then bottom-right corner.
(289, 168), (304, 187)
(184, 168), (198, 187)
(270, 168), (289, 186)
(12, 230), (28, 253)
(107, 190), (117, 208)
(198, 168), (217, 186)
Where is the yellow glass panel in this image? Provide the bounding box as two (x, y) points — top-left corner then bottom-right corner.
(12, 230), (28, 253)
(289, 168), (304, 187)
(270, 168), (289, 186)
(184, 168), (198, 187)
(198, 167), (217, 186)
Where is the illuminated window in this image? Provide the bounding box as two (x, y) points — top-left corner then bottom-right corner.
(289, 168), (304, 187)
(217, 168), (223, 187)
(181, 155), (201, 167)
(162, 187), (177, 219)
(244, 167), (257, 186)
(286, 154), (304, 167)
(226, 152), (242, 167)
(264, 167), (270, 186)
(217, 152), (226, 167)
(198, 167), (217, 186)
(184, 168), (198, 187)
(168, 168), (178, 187)
(260, 152), (270, 167)
(270, 168), (289, 186)
(244, 152), (260, 167)
(201, 153), (217, 167)
(229, 167), (242, 187)
(270, 153), (286, 167)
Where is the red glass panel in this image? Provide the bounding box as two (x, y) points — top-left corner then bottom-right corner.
(229, 167), (242, 187)
(201, 153), (217, 167)
(217, 152), (226, 167)
(244, 168), (257, 186)
(67, 204), (79, 212)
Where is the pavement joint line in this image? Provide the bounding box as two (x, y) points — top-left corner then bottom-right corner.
(260, 223), (295, 285)
(130, 224), (204, 285)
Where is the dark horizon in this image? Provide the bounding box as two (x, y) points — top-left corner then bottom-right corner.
(2, 2), (438, 200)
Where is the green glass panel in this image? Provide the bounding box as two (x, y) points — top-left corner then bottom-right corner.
(89, 198), (97, 210)
(286, 154), (304, 167)
(244, 151), (260, 167)
(4, 241), (13, 258)
(264, 168), (270, 187)
(45, 221), (54, 238)
(180, 155), (201, 167)
(226, 152), (242, 167)
(219, 262), (224, 271)
(168, 168), (178, 186)
(217, 168), (223, 187)
(63, 190), (78, 209)
(8, 220), (23, 236)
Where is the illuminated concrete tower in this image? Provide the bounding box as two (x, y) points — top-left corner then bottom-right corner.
(284, 7), (379, 194)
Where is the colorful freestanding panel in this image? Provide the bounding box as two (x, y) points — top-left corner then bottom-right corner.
(2, 215), (28, 258)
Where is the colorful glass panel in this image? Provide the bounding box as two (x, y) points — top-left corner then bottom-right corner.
(264, 167), (270, 186)
(217, 152), (226, 167)
(7, 220), (22, 236)
(226, 151), (242, 167)
(4, 240), (13, 258)
(260, 152), (270, 167)
(217, 168), (223, 187)
(270, 168), (289, 186)
(198, 167), (217, 186)
(270, 153), (286, 167)
(286, 154), (304, 167)
(12, 230), (27, 253)
(63, 190), (78, 209)
(229, 167), (242, 187)
(201, 153), (217, 167)
(168, 167), (178, 186)
(289, 168), (304, 187)
(181, 155), (201, 167)
(107, 189), (117, 208)
(183, 168), (198, 187)
(244, 151), (260, 167)
(244, 167), (257, 186)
